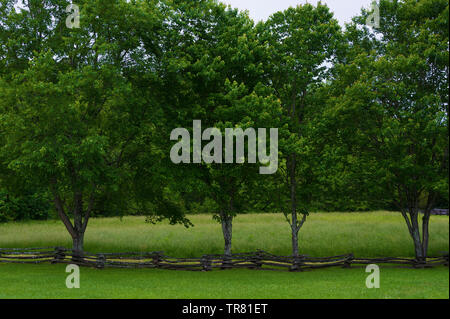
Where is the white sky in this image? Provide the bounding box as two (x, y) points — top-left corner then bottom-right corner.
(220, 0), (375, 25)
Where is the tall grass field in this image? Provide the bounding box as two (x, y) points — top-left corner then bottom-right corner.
(0, 211), (448, 257)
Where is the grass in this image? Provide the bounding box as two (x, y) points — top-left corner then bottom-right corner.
(0, 263), (448, 299)
(0, 211), (448, 257)
(0, 211), (448, 299)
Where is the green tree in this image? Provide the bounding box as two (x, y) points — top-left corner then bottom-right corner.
(148, 0), (282, 256)
(259, 3), (341, 258)
(324, 0), (449, 260)
(0, 0), (188, 256)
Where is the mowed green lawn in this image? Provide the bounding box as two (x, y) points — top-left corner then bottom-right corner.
(0, 212), (449, 299)
(0, 263), (448, 299)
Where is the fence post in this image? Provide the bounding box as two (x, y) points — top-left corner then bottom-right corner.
(290, 255), (303, 272)
(253, 250), (263, 269)
(221, 255), (232, 270)
(52, 247), (66, 264)
(152, 252), (162, 269)
(71, 250), (85, 264)
(413, 258), (427, 269)
(343, 254), (354, 268)
(201, 255), (211, 272)
(96, 254), (106, 269)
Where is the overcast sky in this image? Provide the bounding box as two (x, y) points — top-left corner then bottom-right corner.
(220, 0), (375, 25)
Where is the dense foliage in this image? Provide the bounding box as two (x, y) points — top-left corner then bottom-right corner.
(0, 0), (448, 259)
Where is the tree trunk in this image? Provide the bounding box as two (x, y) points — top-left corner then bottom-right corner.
(52, 190), (90, 261)
(397, 191), (436, 263)
(421, 194), (436, 260)
(288, 154), (299, 257)
(291, 224), (299, 258)
(72, 233), (85, 261)
(411, 227), (425, 262)
(401, 207), (426, 262)
(51, 179), (94, 262)
(422, 210), (431, 259)
(221, 214), (233, 257)
(72, 192), (86, 260)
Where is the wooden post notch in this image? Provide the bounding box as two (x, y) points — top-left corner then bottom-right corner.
(201, 255), (211, 272)
(290, 255), (304, 272)
(53, 247), (66, 264)
(152, 252), (163, 269)
(343, 254), (354, 269)
(96, 254), (106, 269)
(252, 250), (263, 269)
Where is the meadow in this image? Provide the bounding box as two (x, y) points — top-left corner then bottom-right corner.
(0, 211), (448, 299)
(0, 212), (448, 257)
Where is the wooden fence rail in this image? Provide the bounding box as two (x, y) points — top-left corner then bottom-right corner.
(0, 247), (448, 271)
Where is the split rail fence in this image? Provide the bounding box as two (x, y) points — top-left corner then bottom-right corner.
(1, 247), (448, 271)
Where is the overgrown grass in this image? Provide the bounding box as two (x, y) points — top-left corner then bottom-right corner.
(0, 263), (448, 299)
(0, 211), (448, 258)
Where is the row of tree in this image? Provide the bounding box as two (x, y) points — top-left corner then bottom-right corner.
(0, 0), (448, 261)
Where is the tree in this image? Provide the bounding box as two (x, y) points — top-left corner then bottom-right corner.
(148, 0), (282, 256)
(0, 0), (189, 256)
(259, 3), (341, 258)
(324, 0), (449, 260)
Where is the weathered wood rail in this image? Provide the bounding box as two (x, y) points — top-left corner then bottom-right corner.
(0, 247), (448, 271)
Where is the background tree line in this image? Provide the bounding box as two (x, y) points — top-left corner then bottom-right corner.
(0, 0), (448, 261)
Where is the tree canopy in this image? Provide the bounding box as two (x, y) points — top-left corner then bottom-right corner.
(0, 0), (448, 260)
